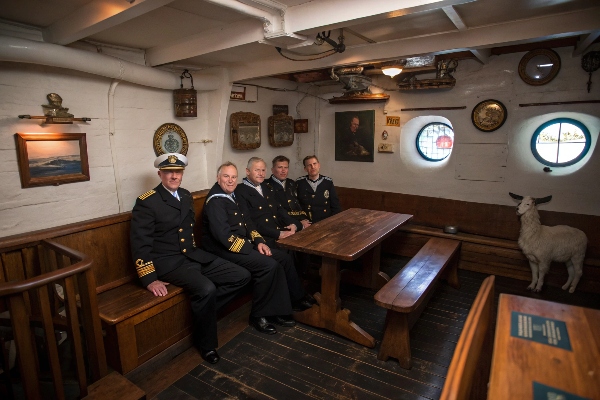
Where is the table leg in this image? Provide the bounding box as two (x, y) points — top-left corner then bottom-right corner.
(341, 244), (389, 290)
(294, 257), (376, 348)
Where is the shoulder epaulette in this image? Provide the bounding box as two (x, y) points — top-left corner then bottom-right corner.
(323, 176), (333, 181)
(138, 190), (156, 200)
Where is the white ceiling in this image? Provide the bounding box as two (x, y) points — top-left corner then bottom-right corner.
(1, 0), (599, 81)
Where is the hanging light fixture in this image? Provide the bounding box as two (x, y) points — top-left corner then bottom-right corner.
(381, 65), (403, 78)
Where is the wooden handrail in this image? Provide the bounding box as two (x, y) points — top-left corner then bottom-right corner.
(0, 239), (92, 296)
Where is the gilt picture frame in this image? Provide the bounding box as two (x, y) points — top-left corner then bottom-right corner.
(15, 132), (90, 188)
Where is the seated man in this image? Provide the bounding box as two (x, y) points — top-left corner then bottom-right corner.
(235, 157), (315, 305)
(296, 155), (342, 223)
(201, 162), (311, 334)
(266, 155), (311, 229)
(130, 153), (250, 364)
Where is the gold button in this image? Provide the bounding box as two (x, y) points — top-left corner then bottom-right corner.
(190, 223), (193, 227)
(325, 201), (328, 204)
(269, 204), (272, 207)
(179, 228), (183, 232)
(265, 219), (269, 222)
(288, 200), (291, 202)
(191, 233), (194, 236)
(239, 223), (242, 225)
(181, 238), (185, 242)
(324, 209), (327, 212)
(277, 227), (280, 230)
(312, 195), (315, 198)
(235, 212), (237, 215)
(182, 249), (187, 253)
(273, 215), (276, 218)
(259, 206), (262, 210)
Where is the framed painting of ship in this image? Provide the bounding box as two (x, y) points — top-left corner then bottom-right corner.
(15, 132), (90, 188)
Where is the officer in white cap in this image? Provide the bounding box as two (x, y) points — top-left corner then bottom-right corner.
(130, 153), (250, 364)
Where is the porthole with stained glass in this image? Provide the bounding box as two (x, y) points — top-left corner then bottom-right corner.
(416, 122), (454, 161)
(531, 118), (591, 167)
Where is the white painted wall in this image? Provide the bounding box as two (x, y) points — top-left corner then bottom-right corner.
(0, 62), (224, 237)
(222, 78), (320, 182)
(1, 45), (599, 239)
(314, 47), (600, 215)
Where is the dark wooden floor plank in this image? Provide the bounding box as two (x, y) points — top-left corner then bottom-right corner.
(189, 356), (315, 399)
(192, 364), (277, 400)
(238, 329), (435, 400)
(155, 385), (200, 400)
(171, 373), (240, 400)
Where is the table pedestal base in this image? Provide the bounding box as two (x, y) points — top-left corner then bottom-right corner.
(293, 257), (375, 348)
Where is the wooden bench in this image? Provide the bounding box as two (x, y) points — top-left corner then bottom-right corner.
(441, 275), (495, 400)
(374, 237), (461, 369)
(0, 189), (211, 375)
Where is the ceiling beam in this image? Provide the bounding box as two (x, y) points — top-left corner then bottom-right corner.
(44, 0), (176, 45)
(145, 0), (474, 66)
(442, 6), (467, 31)
(573, 30), (600, 56)
(228, 6), (600, 82)
(147, 18), (264, 66)
(286, 0), (475, 33)
(470, 48), (491, 64)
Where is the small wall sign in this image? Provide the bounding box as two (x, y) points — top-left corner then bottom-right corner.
(386, 116), (400, 126)
(510, 311), (571, 350)
(378, 143), (394, 153)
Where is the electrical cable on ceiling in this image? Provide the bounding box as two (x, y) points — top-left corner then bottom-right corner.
(233, 82), (330, 102)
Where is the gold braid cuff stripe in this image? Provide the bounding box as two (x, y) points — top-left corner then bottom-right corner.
(288, 211), (307, 216)
(250, 230), (263, 241)
(135, 259), (155, 277)
(138, 190), (156, 200)
(229, 238), (246, 253)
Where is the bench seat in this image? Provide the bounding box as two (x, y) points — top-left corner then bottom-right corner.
(97, 282), (191, 374)
(375, 237), (461, 368)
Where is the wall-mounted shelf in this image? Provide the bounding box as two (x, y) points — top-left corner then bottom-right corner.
(18, 115), (92, 124)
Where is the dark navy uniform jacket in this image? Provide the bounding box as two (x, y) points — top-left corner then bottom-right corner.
(130, 184), (217, 287)
(201, 183), (266, 255)
(265, 175), (309, 223)
(235, 178), (302, 242)
(296, 175), (342, 223)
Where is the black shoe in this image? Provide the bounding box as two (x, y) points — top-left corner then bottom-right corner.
(249, 316), (277, 335)
(200, 349), (220, 364)
(267, 315), (296, 327)
(293, 294), (315, 311)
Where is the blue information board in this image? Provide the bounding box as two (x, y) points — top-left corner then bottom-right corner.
(510, 311), (571, 350)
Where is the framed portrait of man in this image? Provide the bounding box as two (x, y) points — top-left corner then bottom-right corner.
(335, 110), (375, 162)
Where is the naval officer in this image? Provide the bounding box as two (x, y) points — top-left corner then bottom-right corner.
(130, 153), (250, 364)
(296, 155), (342, 223)
(201, 162), (303, 334)
(266, 155), (311, 229)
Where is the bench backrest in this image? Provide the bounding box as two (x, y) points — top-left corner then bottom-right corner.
(440, 275), (495, 400)
(0, 190), (210, 298)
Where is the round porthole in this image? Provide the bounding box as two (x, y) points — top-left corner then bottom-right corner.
(416, 122), (454, 161)
(531, 118), (591, 167)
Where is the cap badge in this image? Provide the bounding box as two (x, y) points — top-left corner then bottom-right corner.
(168, 155), (177, 164)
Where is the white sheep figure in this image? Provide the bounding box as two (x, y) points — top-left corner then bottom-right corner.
(509, 193), (587, 293)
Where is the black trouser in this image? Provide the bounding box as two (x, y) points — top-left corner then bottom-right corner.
(210, 248), (295, 318)
(265, 239), (307, 302)
(160, 257), (250, 350)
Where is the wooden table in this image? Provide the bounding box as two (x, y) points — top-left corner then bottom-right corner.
(488, 294), (600, 399)
(277, 208), (412, 347)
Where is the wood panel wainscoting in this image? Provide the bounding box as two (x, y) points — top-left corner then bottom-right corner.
(337, 187), (600, 294)
(0, 189), (210, 375)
